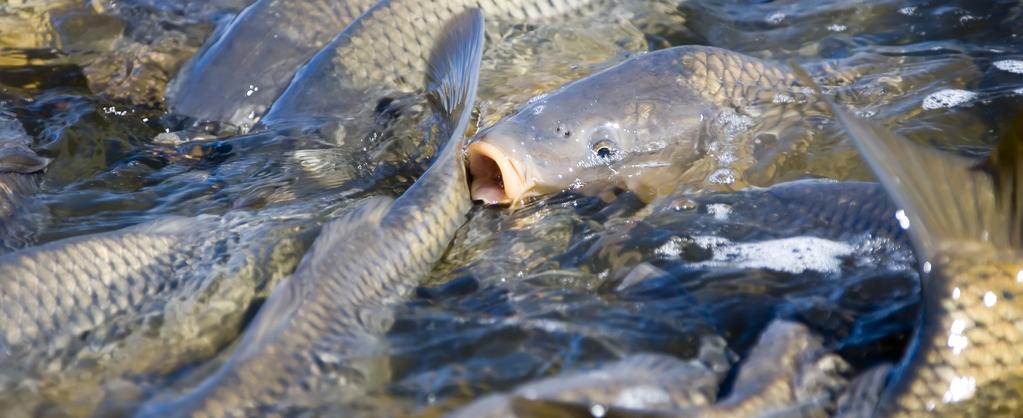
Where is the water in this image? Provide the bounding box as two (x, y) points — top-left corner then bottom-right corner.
(1, 0), (1022, 416)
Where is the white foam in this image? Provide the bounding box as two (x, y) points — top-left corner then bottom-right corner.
(898, 6), (916, 16)
(994, 60), (1023, 74)
(613, 385), (672, 409)
(765, 12), (785, 25)
(692, 236), (854, 274)
(1015, 87), (1023, 96)
(692, 235), (730, 249)
(772, 93), (794, 104)
(707, 168), (736, 185)
(922, 89), (977, 110)
(707, 204), (732, 221)
(705, 109), (753, 185)
(827, 24), (847, 32)
(654, 236), (687, 259)
(958, 14), (980, 24)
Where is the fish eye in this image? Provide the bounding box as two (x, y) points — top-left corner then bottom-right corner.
(591, 139), (617, 160)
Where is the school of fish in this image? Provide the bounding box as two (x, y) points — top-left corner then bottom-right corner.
(0, 0), (1021, 417)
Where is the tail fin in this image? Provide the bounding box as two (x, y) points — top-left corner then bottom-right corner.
(791, 64), (1023, 258)
(425, 8), (484, 153)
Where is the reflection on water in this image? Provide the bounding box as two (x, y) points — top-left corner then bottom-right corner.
(0, 0), (1022, 416)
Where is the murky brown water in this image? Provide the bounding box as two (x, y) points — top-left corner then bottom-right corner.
(1, 0), (1022, 416)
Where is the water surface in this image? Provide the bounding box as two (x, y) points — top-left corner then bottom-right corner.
(1, 0), (1022, 416)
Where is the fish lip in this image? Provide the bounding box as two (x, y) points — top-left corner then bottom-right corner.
(466, 141), (530, 206)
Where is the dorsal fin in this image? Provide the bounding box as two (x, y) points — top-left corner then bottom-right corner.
(232, 195), (394, 360)
(424, 7), (483, 154)
(791, 64), (1023, 258)
(384, 7), (483, 223)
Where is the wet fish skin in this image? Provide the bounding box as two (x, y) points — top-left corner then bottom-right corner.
(135, 9), (483, 417)
(169, 0), (600, 131)
(883, 246), (1023, 417)
(688, 180), (905, 243)
(451, 321), (848, 418)
(798, 65), (1023, 417)
(466, 45), (804, 206)
(447, 336), (731, 418)
(0, 215), (219, 364)
(258, 0), (601, 127)
(166, 0), (379, 130)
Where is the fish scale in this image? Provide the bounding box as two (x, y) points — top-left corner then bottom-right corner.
(884, 245), (1023, 417)
(797, 66), (1023, 417)
(0, 221), (210, 356)
(136, 9), (484, 417)
(467, 45), (815, 205)
(169, 0), (601, 130)
(166, 0), (381, 127)
(260, 0), (601, 125)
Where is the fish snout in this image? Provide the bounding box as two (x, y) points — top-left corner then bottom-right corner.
(467, 141), (530, 205)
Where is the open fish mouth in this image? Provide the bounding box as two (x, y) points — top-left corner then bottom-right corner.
(467, 141), (530, 205)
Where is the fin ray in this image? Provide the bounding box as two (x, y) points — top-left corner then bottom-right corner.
(233, 195), (393, 358)
(791, 64), (1022, 256)
(425, 8), (484, 153)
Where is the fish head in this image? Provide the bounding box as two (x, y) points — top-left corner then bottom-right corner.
(468, 53), (711, 206)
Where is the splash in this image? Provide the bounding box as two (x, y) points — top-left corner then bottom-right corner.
(993, 60), (1023, 74)
(692, 236), (855, 274)
(922, 89), (977, 110)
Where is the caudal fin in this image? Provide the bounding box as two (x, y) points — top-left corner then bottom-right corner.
(791, 64), (1023, 258)
(425, 8), (484, 153)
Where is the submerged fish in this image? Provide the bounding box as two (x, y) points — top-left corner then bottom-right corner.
(798, 67), (1023, 416)
(467, 45), (807, 206)
(136, 9), (482, 417)
(450, 321), (848, 418)
(0, 109), (50, 253)
(648, 179), (905, 242)
(169, 0), (599, 130)
(448, 336), (731, 418)
(166, 0), (379, 129)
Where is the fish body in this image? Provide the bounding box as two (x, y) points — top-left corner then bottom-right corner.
(136, 9), (482, 417)
(0, 109), (50, 253)
(467, 45), (804, 206)
(448, 337), (730, 418)
(0, 208), (318, 418)
(169, 0), (599, 130)
(799, 67), (1023, 417)
(450, 321), (848, 418)
(883, 244), (1023, 417)
(0, 215), (220, 366)
(654, 179), (905, 243)
(259, 0), (600, 127)
(166, 0), (379, 130)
